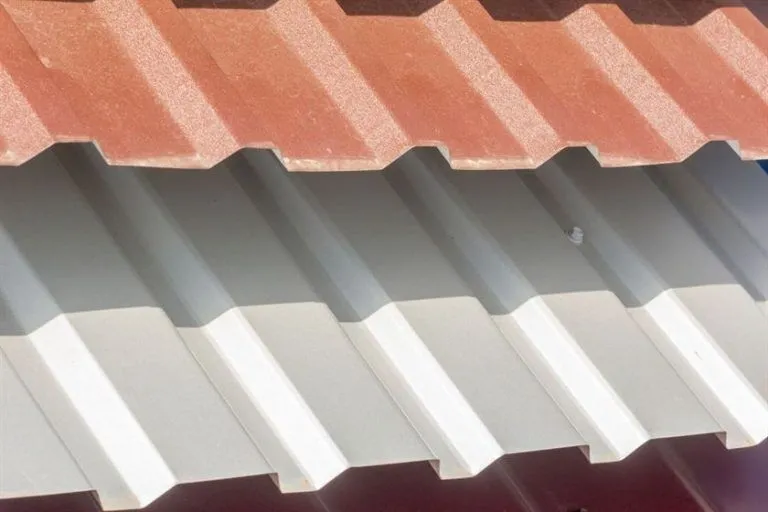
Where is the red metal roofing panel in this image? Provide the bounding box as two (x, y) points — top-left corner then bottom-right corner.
(1, 0), (768, 169)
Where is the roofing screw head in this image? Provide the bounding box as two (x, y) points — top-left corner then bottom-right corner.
(566, 226), (584, 246)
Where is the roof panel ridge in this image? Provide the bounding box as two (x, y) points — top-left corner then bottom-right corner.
(0, 190), (177, 510)
(554, 2), (708, 160)
(70, 145), (351, 493)
(535, 149), (768, 449)
(387, 150), (652, 462)
(267, 0), (409, 164)
(239, 149), (507, 478)
(92, 0), (245, 165)
(684, 0), (768, 104)
(0, 4), (90, 164)
(420, 1), (563, 166)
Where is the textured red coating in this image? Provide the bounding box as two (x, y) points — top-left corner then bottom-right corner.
(1, 0), (768, 170)
(5, 435), (768, 512)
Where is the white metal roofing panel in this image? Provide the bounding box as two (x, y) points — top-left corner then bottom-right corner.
(387, 150), (717, 454)
(0, 345), (90, 498)
(536, 149), (768, 447)
(1, 143), (767, 509)
(66, 146), (433, 492)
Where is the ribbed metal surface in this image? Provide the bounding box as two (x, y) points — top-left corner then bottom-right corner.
(2, 0), (768, 169)
(10, 435), (768, 512)
(0, 141), (768, 509)
(2, 142), (768, 509)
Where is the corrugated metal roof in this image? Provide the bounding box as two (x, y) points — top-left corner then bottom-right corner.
(2, 142), (768, 509)
(1, 0), (768, 170)
(7, 435), (768, 512)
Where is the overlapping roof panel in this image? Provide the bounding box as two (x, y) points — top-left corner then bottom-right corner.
(2, 142), (768, 509)
(1, 0), (768, 169)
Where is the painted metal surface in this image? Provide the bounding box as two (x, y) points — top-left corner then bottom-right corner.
(7, 435), (768, 512)
(2, 0), (768, 170)
(2, 142), (768, 509)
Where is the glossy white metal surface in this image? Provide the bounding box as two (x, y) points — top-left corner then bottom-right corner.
(1, 143), (766, 509)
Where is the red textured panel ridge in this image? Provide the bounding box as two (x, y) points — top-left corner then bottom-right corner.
(2, 0), (768, 170)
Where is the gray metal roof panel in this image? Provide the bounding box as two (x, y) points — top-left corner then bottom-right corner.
(1, 143), (766, 509)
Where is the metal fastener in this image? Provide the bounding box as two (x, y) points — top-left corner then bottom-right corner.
(566, 226), (584, 245)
